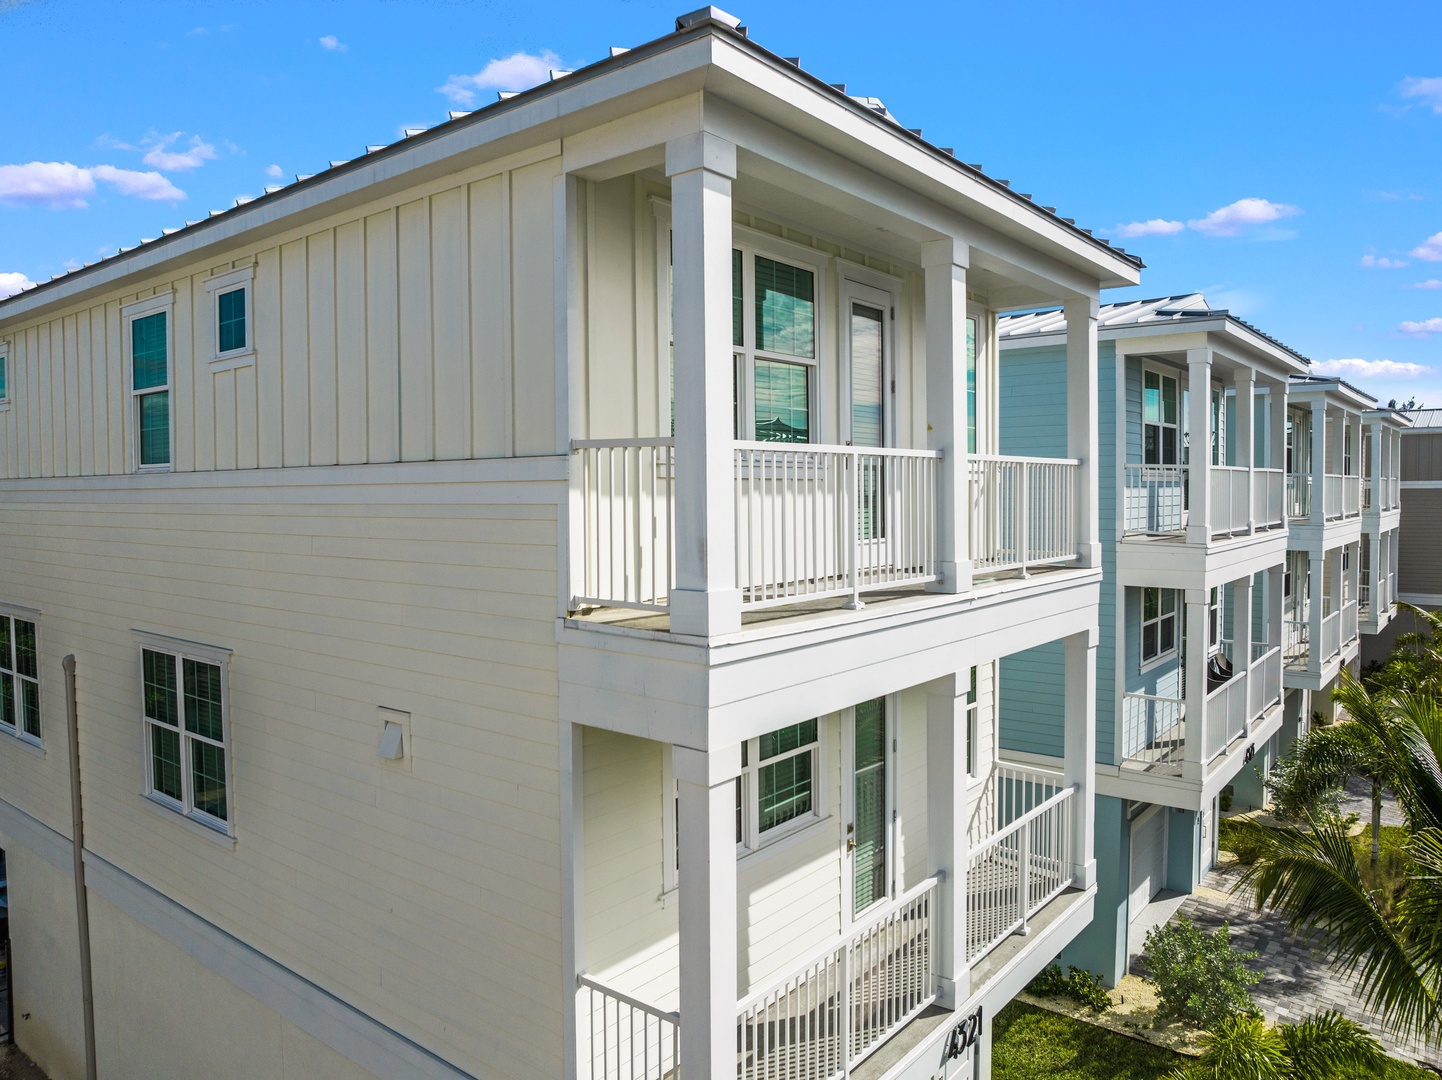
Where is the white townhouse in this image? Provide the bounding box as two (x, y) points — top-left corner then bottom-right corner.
(997, 295), (1308, 983)
(0, 8), (1140, 1080)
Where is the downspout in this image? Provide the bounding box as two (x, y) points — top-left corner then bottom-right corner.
(63, 655), (98, 1080)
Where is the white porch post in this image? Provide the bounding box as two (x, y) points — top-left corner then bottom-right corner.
(1063, 629), (1097, 887)
(1269, 381), (1287, 474)
(926, 674), (970, 1008)
(1183, 589), (1209, 779)
(1268, 564), (1284, 660)
(1234, 367), (1255, 532)
(666, 133), (741, 637)
(674, 743), (741, 1079)
(1186, 349), (1212, 545)
(1310, 400), (1326, 525)
(1369, 418), (1383, 511)
(922, 237), (972, 594)
(1308, 549), (1324, 674)
(1066, 296), (1101, 567)
(1234, 575), (1254, 731)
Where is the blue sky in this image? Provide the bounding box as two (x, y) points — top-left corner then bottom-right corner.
(3, 0), (1440, 408)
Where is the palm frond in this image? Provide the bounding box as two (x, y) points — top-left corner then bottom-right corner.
(1279, 1011), (1387, 1080)
(1195, 1015), (1287, 1080)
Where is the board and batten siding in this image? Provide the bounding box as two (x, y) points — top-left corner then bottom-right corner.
(995, 341), (1118, 762)
(0, 468), (566, 1078)
(0, 150), (562, 478)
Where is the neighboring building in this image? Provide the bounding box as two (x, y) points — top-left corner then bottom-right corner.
(0, 8), (1143, 1080)
(998, 294), (1306, 984)
(1364, 407), (1436, 663)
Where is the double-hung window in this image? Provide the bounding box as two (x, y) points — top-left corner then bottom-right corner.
(1143, 370), (1179, 466)
(1141, 587), (1178, 666)
(125, 294), (173, 469)
(0, 607), (40, 745)
(140, 636), (232, 833)
(737, 719), (821, 850)
(204, 266), (255, 368)
(0, 342), (9, 406)
(737, 252), (818, 443)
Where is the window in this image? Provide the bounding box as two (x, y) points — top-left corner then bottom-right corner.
(1209, 586), (1222, 652)
(124, 295), (173, 469)
(738, 719), (821, 849)
(1344, 421), (1354, 476)
(204, 266), (255, 366)
(1211, 388), (1226, 466)
(966, 317), (978, 454)
(0, 343), (8, 405)
(140, 639), (231, 833)
(0, 609), (40, 745)
(741, 254), (816, 443)
(1143, 370), (1179, 465)
(1141, 587), (1178, 666)
(965, 666), (979, 778)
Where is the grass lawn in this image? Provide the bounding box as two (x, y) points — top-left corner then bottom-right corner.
(993, 1001), (1432, 1080)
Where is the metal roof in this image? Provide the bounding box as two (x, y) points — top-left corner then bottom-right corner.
(1289, 373), (1377, 407)
(1404, 408), (1442, 430)
(0, 5), (1140, 317)
(997, 292), (1312, 367)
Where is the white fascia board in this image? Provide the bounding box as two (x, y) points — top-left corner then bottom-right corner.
(702, 41), (1140, 290)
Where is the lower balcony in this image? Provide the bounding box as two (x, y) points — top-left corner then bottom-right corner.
(569, 440), (1080, 627)
(1284, 599), (1361, 690)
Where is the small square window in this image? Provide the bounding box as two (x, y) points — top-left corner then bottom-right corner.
(0, 346), (8, 403)
(217, 288), (247, 354)
(204, 267), (256, 365)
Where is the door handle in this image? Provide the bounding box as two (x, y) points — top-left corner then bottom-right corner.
(847, 837), (856, 852)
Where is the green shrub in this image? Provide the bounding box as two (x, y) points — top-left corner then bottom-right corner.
(1025, 962), (1112, 1011)
(1216, 818), (1271, 865)
(1196, 1015), (1288, 1080)
(1219, 788), (1233, 813)
(1142, 917), (1261, 1028)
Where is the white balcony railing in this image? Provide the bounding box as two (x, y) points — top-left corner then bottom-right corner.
(968, 455), (1080, 574)
(1360, 582), (1371, 621)
(1389, 477), (1401, 509)
(1286, 473), (1311, 520)
(1253, 469), (1285, 528)
(1363, 484), (1373, 511)
(1123, 464), (1187, 535)
(1249, 645), (1282, 719)
(579, 975), (679, 1080)
(1121, 692), (1186, 773)
(1324, 474), (1343, 520)
(1342, 599), (1359, 647)
(965, 785), (1075, 964)
(1210, 466), (1251, 537)
(735, 443), (940, 609)
(1345, 475), (1362, 517)
(1205, 671), (1249, 762)
(737, 877), (939, 1080)
(1321, 610), (1341, 661)
(1284, 618), (1309, 669)
(572, 439), (677, 613)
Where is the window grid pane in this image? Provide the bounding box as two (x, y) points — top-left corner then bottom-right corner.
(131, 312), (168, 390)
(217, 288), (247, 353)
(190, 740), (228, 821)
(753, 359), (809, 443)
(758, 752), (813, 832)
(754, 256), (814, 359)
(183, 658), (224, 741)
(150, 723), (183, 802)
(759, 719), (817, 761)
(20, 680), (39, 739)
(0, 672), (13, 728)
(138, 390), (170, 465)
(14, 619), (36, 679)
(0, 354), (7, 400)
(143, 650), (179, 726)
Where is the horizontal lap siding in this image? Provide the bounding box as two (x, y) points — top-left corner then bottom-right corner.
(1097, 343), (1119, 762)
(0, 481), (564, 1077)
(0, 154), (561, 478)
(1400, 489), (1442, 593)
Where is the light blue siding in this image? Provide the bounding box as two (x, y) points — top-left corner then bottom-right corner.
(1123, 586), (1182, 698)
(998, 346), (1069, 458)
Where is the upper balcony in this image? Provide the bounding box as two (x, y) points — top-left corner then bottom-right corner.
(1282, 540), (1364, 691)
(1286, 379), (1395, 544)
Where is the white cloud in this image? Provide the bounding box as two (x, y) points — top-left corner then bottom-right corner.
(1400, 317), (1442, 337)
(0, 161), (96, 208)
(437, 49), (562, 107)
(1415, 279), (1442, 289)
(0, 272), (36, 298)
(319, 34), (347, 52)
(1401, 76), (1442, 115)
(1313, 358), (1431, 379)
(90, 165), (185, 201)
(266, 164), (284, 179)
(1411, 232), (1442, 261)
(141, 133), (217, 172)
(1114, 219), (1185, 239)
(1187, 198), (1302, 238)
(1361, 254), (1408, 269)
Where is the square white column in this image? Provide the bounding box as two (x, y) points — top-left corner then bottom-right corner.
(1066, 297), (1101, 567)
(666, 133), (741, 636)
(1183, 589), (1209, 779)
(1233, 575), (1254, 731)
(926, 674), (970, 1007)
(922, 237), (972, 593)
(1269, 381), (1287, 474)
(1186, 349), (1213, 545)
(1309, 549), (1324, 673)
(674, 742), (742, 1079)
(1233, 367), (1254, 532)
(1063, 629), (1097, 887)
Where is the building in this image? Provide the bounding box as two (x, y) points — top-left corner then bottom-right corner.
(0, 8), (1143, 1080)
(1364, 406), (1435, 664)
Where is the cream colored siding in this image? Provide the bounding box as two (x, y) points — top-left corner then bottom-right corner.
(0, 470), (565, 1077)
(0, 151), (562, 478)
(1400, 490), (1442, 594)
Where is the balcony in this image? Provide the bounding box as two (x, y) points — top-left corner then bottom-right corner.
(1121, 465), (1283, 539)
(1323, 473), (1363, 520)
(570, 440), (1080, 620)
(577, 763), (1078, 1080)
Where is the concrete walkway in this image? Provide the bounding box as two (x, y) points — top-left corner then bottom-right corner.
(1138, 862), (1439, 1066)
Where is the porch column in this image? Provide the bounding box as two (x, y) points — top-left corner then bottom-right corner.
(1269, 381), (1287, 474)
(674, 742), (741, 1079)
(1063, 629), (1098, 887)
(1308, 549), (1324, 674)
(1234, 367), (1255, 533)
(926, 674), (970, 1007)
(1369, 418), (1384, 511)
(1066, 296), (1101, 567)
(666, 133), (741, 636)
(922, 237), (972, 593)
(1186, 349), (1212, 545)
(1234, 575), (1254, 731)
(1310, 400), (1326, 525)
(1183, 590), (1209, 779)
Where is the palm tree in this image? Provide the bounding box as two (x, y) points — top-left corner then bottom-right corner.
(1238, 679), (1442, 1047)
(1162, 1011), (1389, 1080)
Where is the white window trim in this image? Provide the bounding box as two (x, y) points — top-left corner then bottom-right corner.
(122, 292), (176, 473)
(0, 602), (43, 750)
(204, 266), (256, 369)
(1142, 364), (1182, 467)
(0, 340), (10, 410)
(1139, 586), (1179, 672)
(134, 630), (235, 837)
(738, 717), (827, 853)
(837, 275), (898, 449)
